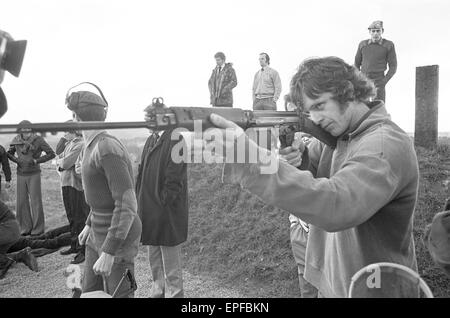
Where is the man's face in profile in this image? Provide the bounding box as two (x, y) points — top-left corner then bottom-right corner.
(259, 54), (268, 68)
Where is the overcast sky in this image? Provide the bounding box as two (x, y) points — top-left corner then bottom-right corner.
(2, 0), (449, 133)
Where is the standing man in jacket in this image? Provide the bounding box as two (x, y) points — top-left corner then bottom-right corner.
(71, 88), (142, 297)
(0, 145), (11, 192)
(137, 101), (189, 298)
(7, 122), (55, 236)
(200, 56), (419, 297)
(56, 127), (90, 264)
(354, 21), (397, 102)
(208, 52), (238, 107)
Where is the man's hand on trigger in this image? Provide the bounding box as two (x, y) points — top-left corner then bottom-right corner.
(279, 134), (306, 168)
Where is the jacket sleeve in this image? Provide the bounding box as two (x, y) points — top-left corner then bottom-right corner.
(1, 147), (11, 181)
(99, 153), (138, 255)
(55, 137), (68, 156)
(354, 41), (363, 70)
(208, 70), (215, 96)
(252, 72), (258, 100)
(135, 137), (151, 195)
(60, 141), (83, 170)
(35, 138), (56, 164)
(384, 42), (397, 84)
(160, 136), (187, 206)
(7, 144), (18, 164)
(223, 135), (401, 233)
(222, 67), (237, 92)
(272, 70), (282, 102)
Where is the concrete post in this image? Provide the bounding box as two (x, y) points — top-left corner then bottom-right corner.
(414, 65), (439, 149)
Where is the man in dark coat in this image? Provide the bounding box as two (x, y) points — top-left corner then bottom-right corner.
(208, 52), (238, 107)
(0, 145), (11, 192)
(136, 102), (189, 298)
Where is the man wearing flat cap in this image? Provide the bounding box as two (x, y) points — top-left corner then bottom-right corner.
(355, 20), (397, 102)
(68, 86), (142, 297)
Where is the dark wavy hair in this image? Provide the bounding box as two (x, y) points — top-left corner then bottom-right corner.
(289, 57), (376, 110)
(214, 52), (226, 61)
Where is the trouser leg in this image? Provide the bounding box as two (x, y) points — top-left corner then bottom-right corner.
(62, 187), (76, 250)
(376, 84), (386, 102)
(290, 222), (318, 298)
(160, 244), (184, 298)
(73, 189), (90, 253)
(28, 173), (45, 235)
(16, 174), (32, 235)
(148, 245), (165, 298)
(105, 257), (135, 298)
(0, 219), (20, 278)
(34, 224), (71, 240)
(8, 233), (71, 253)
(82, 244), (103, 293)
(82, 244), (135, 298)
(0, 218), (20, 254)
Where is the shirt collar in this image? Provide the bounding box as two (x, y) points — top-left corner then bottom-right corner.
(341, 101), (385, 141)
(368, 37), (383, 45)
(85, 130), (107, 148)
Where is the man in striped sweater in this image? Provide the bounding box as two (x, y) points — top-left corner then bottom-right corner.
(68, 88), (142, 297)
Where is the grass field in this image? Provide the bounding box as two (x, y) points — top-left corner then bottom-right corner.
(0, 136), (449, 297)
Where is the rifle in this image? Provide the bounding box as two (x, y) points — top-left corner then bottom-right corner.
(0, 99), (337, 148)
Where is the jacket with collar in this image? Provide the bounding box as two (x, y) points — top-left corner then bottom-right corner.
(223, 101), (419, 297)
(135, 130), (189, 246)
(7, 134), (56, 176)
(208, 63), (238, 106)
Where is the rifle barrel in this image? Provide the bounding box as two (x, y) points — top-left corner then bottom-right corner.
(0, 121), (152, 134)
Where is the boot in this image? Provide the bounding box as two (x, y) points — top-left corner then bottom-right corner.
(0, 255), (15, 279)
(60, 246), (78, 255)
(71, 251), (85, 264)
(60, 235), (78, 255)
(9, 247), (39, 272)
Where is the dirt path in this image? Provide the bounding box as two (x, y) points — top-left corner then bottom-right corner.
(0, 246), (243, 298)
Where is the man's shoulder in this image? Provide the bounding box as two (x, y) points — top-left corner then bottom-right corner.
(358, 39), (370, 48)
(355, 120), (414, 160)
(67, 138), (84, 150)
(381, 39), (395, 49)
(267, 66), (279, 75)
(95, 134), (127, 158)
(33, 135), (47, 145)
(225, 62), (234, 69)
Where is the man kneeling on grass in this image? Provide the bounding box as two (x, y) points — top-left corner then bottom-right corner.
(1, 200), (74, 279)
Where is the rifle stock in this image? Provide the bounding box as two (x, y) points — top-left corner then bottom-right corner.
(0, 106), (337, 149)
